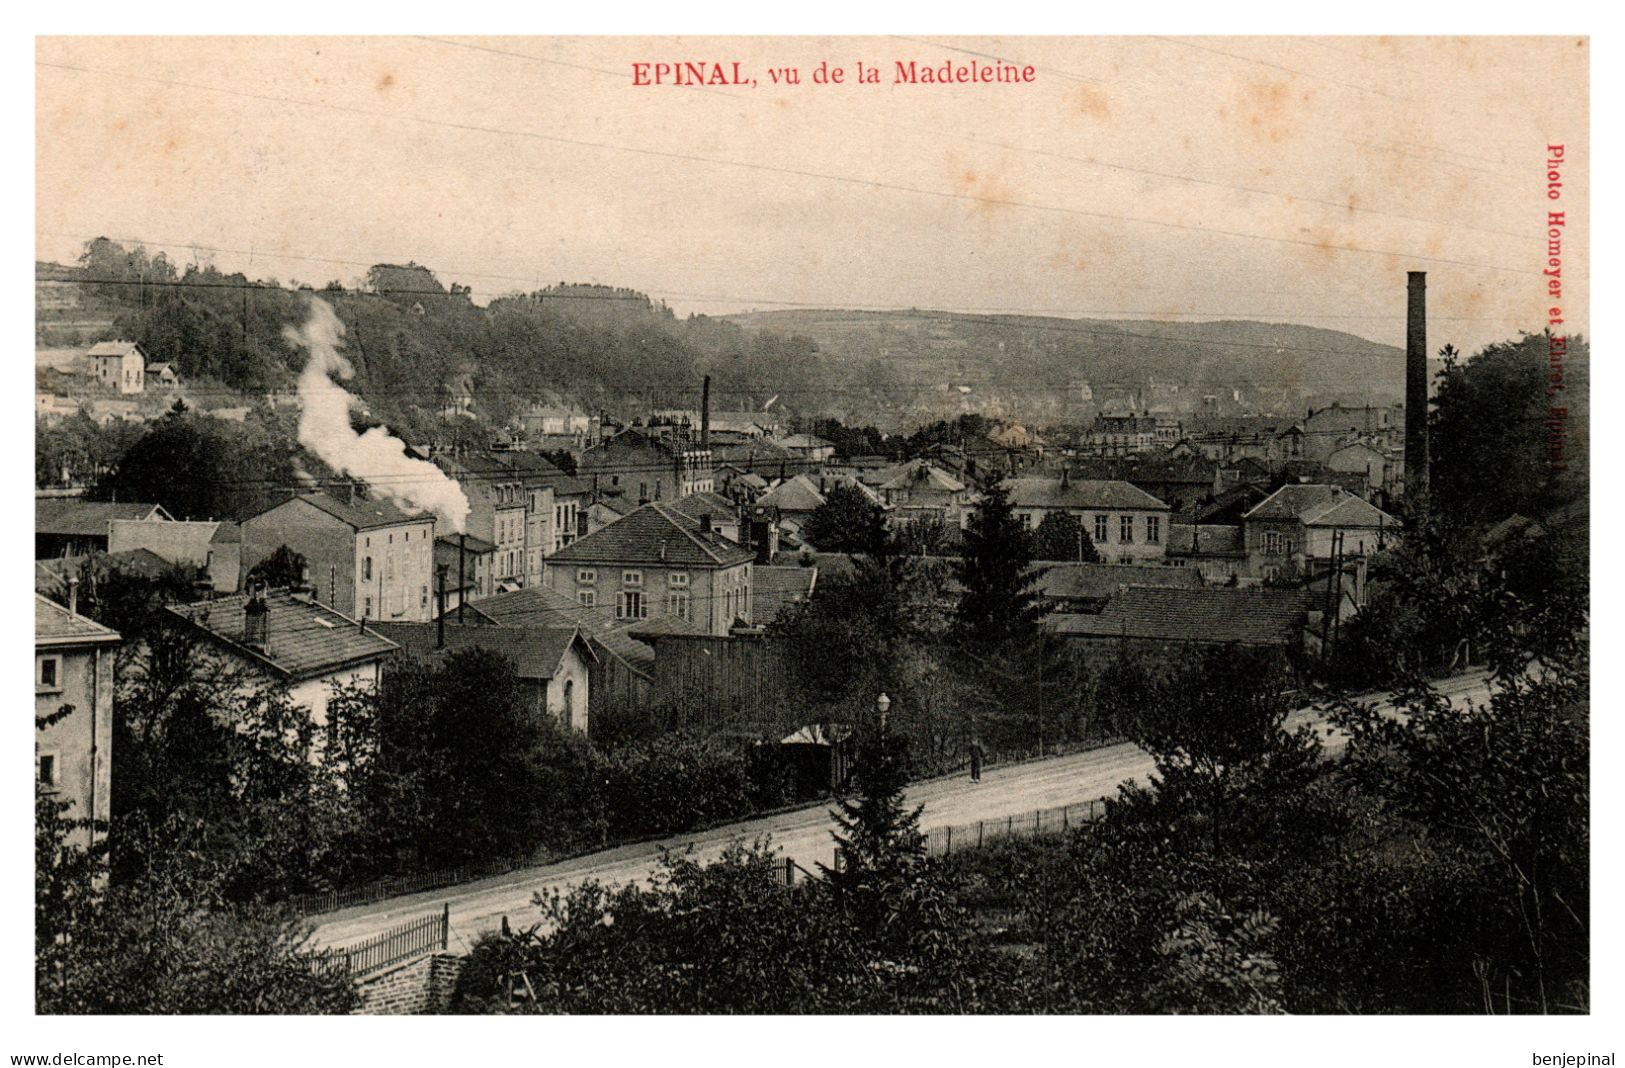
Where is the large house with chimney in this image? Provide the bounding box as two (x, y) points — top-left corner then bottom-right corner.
(166, 585), (399, 736)
(241, 492), (437, 623)
(544, 502), (756, 636)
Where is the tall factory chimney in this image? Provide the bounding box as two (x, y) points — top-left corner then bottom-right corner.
(1405, 271), (1429, 506)
(700, 374), (711, 450)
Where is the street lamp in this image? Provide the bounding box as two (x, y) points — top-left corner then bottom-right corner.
(875, 692), (891, 731)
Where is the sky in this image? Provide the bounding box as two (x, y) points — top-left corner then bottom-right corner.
(36, 35), (1589, 356)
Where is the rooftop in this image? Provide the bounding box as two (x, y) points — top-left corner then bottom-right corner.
(1034, 562), (1203, 603)
(86, 340), (145, 359)
(166, 589), (398, 680)
(755, 475), (827, 513)
(752, 565), (820, 623)
(37, 499), (171, 537)
(1245, 484), (1398, 528)
(1005, 477), (1170, 512)
(35, 592), (121, 648)
(1050, 585), (1313, 646)
(372, 622), (595, 679)
(267, 491), (431, 532)
(464, 585), (664, 675)
(548, 503), (755, 568)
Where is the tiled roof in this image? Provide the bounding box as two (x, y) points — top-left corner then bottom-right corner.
(1005, 477), (1170, 512)
(467, 585), (658, 675)
(1050, 585), (1312, 646)
(1299, 493), (1399, 529)
(1244, 484), (1341, 522)
(752, 565), (819, 622)
(549, 503), (754, 568)
(373, 622), (593, 679)
(1245, 484), (1397, 528)
(666, 491), (741, 527)
(210, 521), (242, 545)
(167, 590), (398, 680)
(756, 475), (827, 513)
(37, 500), (169, 537)
(1034, 562), (1203, 603)
(878, 463), (966, 493)
(277, 492), (430, 531)
(36, 593), (120, 647)
(36, 549), (178, 598)
(86, 341), (144, 358)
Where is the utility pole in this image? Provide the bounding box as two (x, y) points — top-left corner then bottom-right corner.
(436, 564), (449, 649)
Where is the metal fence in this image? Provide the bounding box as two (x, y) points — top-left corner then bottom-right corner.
(923, 799), (1103, 857)
(290, 853), (544, 917)
(311, 905), (449, 978)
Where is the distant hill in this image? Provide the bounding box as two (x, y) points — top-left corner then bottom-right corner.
(722, 309), (1407, 421)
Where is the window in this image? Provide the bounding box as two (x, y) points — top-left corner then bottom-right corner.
(1094, 515), (1109, 543)
(617, 590), (646, 620)
(1264, 531), (1291, 555)
(363, 556), (373, 581)
(363, 596), (373, 619)
(577, 568), (597, 584)
(563, 679), (575, 723)
(578, 589), (596, 608)
(667, 590), (691, 620)
(668, 571), (690, 588)
(421, 585), (429, 609)
(1120, 515), (1134, 544)
(37, 657), (59, 691)
(38, 753), (57, 788)
(1147, 516), (1161, 544)
(622, 570), (643, 587)
(1019, 512), (1032, 528)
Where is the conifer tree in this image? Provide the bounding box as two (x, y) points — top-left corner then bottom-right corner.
(953, 476), (1049, 647)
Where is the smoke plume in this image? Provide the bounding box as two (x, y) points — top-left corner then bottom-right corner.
(285, 298), (471, 533)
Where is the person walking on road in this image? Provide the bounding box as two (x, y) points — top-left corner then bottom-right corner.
(968, 738), (985, 783)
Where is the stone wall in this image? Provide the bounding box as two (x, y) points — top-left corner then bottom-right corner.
(354, 952), (465, 1015)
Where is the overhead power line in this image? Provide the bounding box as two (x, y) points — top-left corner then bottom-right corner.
(36, 59), (1538, 278)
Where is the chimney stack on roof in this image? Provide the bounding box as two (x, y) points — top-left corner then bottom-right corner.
(67, 576), (80, 616)
(243, 581), (270, 650)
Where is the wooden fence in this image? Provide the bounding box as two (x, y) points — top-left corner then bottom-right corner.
(311, 905), (449, 978)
